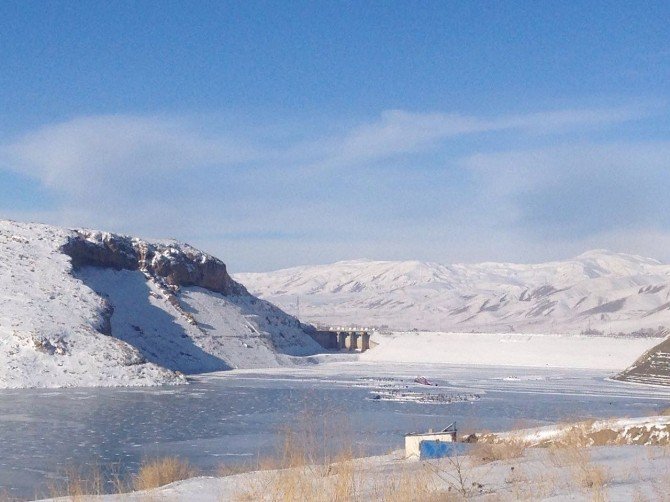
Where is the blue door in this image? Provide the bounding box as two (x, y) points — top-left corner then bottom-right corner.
(419, 440), (467, 459)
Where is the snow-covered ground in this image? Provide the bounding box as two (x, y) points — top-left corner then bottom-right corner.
(493, 415), (670, 446)
(39, 417), (670, 501)
(0, 220), (321, 388)
(362, 331), (664, 370)
(236, 251), (670, 335)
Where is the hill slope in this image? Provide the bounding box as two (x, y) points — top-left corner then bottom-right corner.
(236, 252), (670, 335)
(0, 221), (321, 388)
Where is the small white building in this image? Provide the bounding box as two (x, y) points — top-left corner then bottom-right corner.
(405, 424), (457, 459)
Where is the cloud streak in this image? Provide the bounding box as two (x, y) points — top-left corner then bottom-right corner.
(3, 115), (260, 197)
(0, 103), (668, 270)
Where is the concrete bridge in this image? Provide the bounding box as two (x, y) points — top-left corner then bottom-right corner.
(308, 328), (373, 352)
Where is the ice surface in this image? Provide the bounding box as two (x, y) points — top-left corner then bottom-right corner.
(16, 362), (670, 500)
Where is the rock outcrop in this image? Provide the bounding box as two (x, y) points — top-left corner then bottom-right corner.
(61, 230), (246, 296)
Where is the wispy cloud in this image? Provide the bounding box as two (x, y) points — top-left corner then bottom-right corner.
(3, 115), (260, 197)
(0, 103), (667, 270)
(463, 141), (670, 237)
(313, 104), (651, 168)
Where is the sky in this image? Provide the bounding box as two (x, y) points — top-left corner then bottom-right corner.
(1, 1), (669, 272)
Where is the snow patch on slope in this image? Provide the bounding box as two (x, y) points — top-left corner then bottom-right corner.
(0, 220), (322, 388)
(0, 221), (179, 388)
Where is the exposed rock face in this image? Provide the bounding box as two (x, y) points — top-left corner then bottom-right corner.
(62, 230), (247, 296)
(614, 336), (670, 386)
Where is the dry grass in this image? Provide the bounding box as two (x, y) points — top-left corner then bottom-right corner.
(217, 463), (256, 477)
(233, 411), (361, 501)
(425, 454), (486, 499)
(231, 408), (461, 502)
(503, 463), (561, 501)
(132, 457), (197, 491)
(372, 468), (449, 501)
(0, 489), (17, 502)
(233, 440), (361, 501)
(556, 423), (593, 447)
(47, 464), (105, 501)
(546, 442), (609, 501)
(235, 458), (457, 502)
(470, 436), (528, 464)
(38, 459), (185, 500)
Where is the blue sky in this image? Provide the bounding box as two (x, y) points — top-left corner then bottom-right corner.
(1, 1), (669, 271)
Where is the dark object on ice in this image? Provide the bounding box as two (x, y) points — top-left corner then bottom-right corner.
(414, 376), (437, 386)
(372, 394), (381, 400)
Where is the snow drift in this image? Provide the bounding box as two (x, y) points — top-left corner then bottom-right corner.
(362, 331), (662, 370)
(0, 220), (321, 388)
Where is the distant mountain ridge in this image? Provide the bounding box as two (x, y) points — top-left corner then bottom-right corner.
(235, 250), (670, 335)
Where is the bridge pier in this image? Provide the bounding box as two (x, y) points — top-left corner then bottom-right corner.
(360, 331), (370, 351)
(309, 329), (371, 352)
(337, 332), (347, 350)
(346, 332), (359, 351)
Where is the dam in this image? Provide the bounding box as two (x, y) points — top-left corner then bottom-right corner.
(308, 328), (373, 352)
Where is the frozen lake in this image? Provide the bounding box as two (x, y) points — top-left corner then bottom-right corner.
(2, 361), (670, 499)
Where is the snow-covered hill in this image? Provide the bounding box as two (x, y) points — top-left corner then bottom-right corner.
(235, 251), (670, 335)
(0, 220), (321, 388)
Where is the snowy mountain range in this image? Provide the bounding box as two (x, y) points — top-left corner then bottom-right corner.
(0, 220), (321, 388)
(236, 251), (670, 335)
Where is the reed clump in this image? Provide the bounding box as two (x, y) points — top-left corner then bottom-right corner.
(132, 457), (197, 491)
(47, 464), (105, 501)
(470, 435), (528, 464)
(233, 409), (456, 501)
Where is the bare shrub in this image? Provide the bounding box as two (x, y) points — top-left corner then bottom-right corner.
(217, 463), (255, 477)
(234, 410), (363, 501)
(505, 465), (555, 501)
(132, 457), (196, 491)
(422, 453), (488, 499)
(547, 444), (608, 500)
(373, 468), (449, 502)
(47, 464), (104, 500)
(470, 436), (527, 464)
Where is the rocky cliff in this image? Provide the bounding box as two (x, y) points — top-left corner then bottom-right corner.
(61, 230), (246, 296)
